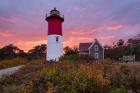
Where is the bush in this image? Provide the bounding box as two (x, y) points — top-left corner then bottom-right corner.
(103, 58), (112, 64)
(36, 63), (111, 93)
(60, 54), (94, 63)
(29, 57), (46, 65)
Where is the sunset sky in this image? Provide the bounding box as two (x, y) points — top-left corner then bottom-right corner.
(0, 0), (140, 51)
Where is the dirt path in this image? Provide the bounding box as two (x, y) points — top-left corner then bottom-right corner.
(0, 66), (23, 78)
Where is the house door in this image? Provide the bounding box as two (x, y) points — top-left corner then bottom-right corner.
(94, 53), (99, 59)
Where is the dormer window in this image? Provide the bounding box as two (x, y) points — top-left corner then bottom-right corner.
(94, 45), (98, 51)
(56, 36), (59, 42)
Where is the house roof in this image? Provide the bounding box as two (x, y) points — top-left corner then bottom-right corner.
(79, 42), (92, 52)
(88, 39), (104, 49)
(79, 39), (104, 52)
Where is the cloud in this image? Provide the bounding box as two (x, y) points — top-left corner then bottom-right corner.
(0, 0), (140, 51)
(0, 30), (14, 37)
(106, 24), (125, 31)
(14, 40), (46, 52)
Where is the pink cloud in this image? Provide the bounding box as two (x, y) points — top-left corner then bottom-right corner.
(0, 15), (135, 51)
(63, 26), (116, 48)
(0, 16), (5, 20)
(106, 23), (125, 31)
(0, 21), (126, 51)
(0, 30), (14, 37)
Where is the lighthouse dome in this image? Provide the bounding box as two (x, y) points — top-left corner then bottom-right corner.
(50, 7), (60, 16)
(46, 7), (64, 22)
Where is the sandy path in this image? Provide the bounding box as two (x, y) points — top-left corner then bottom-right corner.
(0, 66), (23, 78)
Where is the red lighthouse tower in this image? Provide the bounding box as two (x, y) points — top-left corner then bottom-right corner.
(46, 8), (64, 61)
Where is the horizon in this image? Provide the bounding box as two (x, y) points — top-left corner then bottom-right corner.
(0, 0), (140, 51)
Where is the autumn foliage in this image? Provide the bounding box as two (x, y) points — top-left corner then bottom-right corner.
(0, 59), (140, 93)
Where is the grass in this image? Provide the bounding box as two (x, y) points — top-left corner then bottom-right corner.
(0, 57), (28, 69)
(0, 57), (46, 69)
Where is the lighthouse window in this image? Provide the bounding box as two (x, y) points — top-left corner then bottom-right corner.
(56, 37), (59, 42)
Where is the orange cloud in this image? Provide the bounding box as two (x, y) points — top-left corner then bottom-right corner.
(13, 40), (46, 52)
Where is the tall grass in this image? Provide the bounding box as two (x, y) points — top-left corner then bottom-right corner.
(60, 54), (95, 63)
(1, 61), (140, 93)
(0, 57), (28, 69)
(0, 55), (140, 93)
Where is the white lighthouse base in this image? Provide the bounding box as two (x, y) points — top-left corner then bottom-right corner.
(47, 35), (63, 61)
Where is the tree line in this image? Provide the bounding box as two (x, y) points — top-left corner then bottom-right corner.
(105, 34), (140, 61)
(0, 34), (140, 61)
(0, 44), (46, 60)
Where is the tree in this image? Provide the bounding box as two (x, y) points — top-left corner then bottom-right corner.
(127, 34), (140, 60)
(0, 44), (24, 60)
(117, 39), (125, 47)
(28, 44), (46, 59)
(64, 46), (78, 55)
(104, 42), (126, 60)
(105, 35), (140, 61)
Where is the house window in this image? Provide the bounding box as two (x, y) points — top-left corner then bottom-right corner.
(94, 45), (98, 51)
(56, 36), (59, 42)
(94, 53), (99, 59)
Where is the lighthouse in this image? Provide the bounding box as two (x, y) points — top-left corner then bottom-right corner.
(46, 8), (64, 61)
